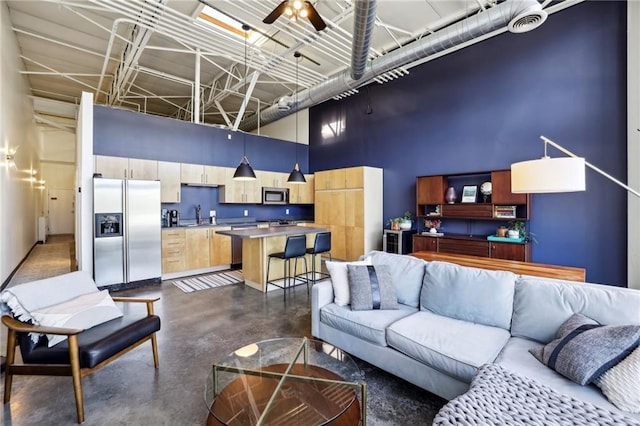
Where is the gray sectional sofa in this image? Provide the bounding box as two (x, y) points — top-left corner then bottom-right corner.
(311, 251), (640, 420)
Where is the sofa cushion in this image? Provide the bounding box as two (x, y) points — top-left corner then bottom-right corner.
(387, 310), (510, 382)
(511, 277), (640, 344)
(529, 313), (640, 385)
(595, 346), (640, 413)
(320, 303), (417, 346)
(363, 251), (426, 307)
(420, 261), (516, 330)
(325, 259), (371, 306)
(495, 337), (640, 420)
(347, 264), (398, 311)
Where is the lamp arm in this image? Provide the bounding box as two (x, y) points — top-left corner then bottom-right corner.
(540, 136), (640, 198)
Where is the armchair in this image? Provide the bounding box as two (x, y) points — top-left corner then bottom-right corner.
(1, 272), (161, 424)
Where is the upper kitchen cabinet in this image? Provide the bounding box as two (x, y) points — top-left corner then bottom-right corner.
(287, 174), (315, 204)
(219, 168), (260, 203)
(204, 165), (229, 186)
(315, 168), (346, 190)
(181, 163), (229, 186)
(259, 170), (289, 188)
(95, 155), (158, 180)
(158, 161), (180, 203)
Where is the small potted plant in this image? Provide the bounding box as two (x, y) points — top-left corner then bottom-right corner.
(399, 211), (413, 230)
(496, 225), (508, 237)
(387, 217), (401, 230)
(507, 220), (537, 242)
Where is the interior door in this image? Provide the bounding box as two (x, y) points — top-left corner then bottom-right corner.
(48, 188), (75, 235)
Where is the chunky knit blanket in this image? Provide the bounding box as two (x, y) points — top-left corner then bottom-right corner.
(433, 364), (640, 426)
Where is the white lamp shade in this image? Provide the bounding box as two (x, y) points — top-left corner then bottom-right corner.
(511, 157), (586, 193)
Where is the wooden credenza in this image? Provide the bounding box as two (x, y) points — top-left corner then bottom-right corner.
(413, 234), (531, 262)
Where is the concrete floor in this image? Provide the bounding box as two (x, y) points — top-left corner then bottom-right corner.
(2, 279), (446, 425)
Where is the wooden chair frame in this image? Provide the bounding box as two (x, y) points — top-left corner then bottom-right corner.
(2, 296), (160, 424)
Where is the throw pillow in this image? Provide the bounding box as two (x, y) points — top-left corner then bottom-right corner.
(595, 346), (640, 413)
(31, 290), (123, 347)
(325, 259), (371, 306)
(529, 313), (640, 385)
(347, 264), (398, 311)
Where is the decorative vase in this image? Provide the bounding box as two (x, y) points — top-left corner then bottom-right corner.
(445, 187), (456, 204)
(429, 228), (438, 234)
(399, 220), (412, 230)
(507, 230), (520, 239)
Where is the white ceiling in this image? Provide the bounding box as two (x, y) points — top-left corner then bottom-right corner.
(6, 0), (579, 129)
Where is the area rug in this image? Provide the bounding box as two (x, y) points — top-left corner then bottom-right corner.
(171, 270), (244, 293)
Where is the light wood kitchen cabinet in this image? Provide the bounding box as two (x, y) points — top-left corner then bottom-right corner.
(204, 165), (229, 186)
(162, 229), (186, 273)
(158, 161), (181, 203)
(259, 170), (288, 188)
(315, 168), (346, 190)
(219, 168), (260, 203)
(287, 174), (314, 204)
(185, 227), (210, 270)
(95, 155), (158, 180)
(181, 163), (205, 185)
(209, 226), (232, 266)
(314, 166), (383, 261)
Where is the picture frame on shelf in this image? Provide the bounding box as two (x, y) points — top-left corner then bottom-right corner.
(461, 185), (478, 203)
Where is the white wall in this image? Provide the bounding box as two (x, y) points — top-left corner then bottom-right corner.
(253, 109), (309, 145)
(76, 92), (93, 274)
(628, 1), (640, 290)
(0, 2), (40, 284)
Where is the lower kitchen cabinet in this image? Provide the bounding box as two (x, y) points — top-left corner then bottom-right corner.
(412, 234), (530, 261)
(162, 229), (186, 273)
(209, 226), (231, 266)
(186, 228), (210, 270)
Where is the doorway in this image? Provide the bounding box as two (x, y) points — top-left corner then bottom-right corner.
(48, 188), (75, 235)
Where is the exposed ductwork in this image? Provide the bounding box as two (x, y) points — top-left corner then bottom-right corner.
(240, 0), (547, 131)
(351, 0), (378, 81)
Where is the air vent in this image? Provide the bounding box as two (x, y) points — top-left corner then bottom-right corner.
(508, 9), (548, 33)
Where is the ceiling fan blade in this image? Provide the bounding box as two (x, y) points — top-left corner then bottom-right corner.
(263, 1), (288, 24)
(305, 1), (327, 31)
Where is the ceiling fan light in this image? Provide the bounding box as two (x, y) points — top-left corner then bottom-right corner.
(293, 0), (303, 10)
(299, 7), (309, 18)
(284, 6), (293, 16)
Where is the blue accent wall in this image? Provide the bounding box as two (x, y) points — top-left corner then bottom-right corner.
(309, 2), (627, 286)
(93, 106), (312, 222)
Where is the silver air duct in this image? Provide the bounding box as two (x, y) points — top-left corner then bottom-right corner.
(351, 0), (378, 80)
(240, 0), (546, 131)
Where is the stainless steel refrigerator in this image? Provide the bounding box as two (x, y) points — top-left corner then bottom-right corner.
(93, 178), (161, 287)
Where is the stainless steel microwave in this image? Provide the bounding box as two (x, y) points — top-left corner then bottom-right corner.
(262, 187), (289, 205)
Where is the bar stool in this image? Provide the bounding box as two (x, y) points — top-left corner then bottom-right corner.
(306, 232), (332, 285)
(266, 235), (309, 300)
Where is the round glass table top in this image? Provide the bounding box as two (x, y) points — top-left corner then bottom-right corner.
(204, 337), (364, 425)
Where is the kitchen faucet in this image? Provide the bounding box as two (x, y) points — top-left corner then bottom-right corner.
(196, 204), (202, 224)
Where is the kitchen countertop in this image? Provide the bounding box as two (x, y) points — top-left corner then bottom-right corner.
(216, 225), (326, 239)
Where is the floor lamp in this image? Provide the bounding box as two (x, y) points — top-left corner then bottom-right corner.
(511, 135), (640, 198)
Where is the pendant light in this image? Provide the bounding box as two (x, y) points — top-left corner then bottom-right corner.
(287, 51), (306, 184)
(233, 24), (257, 181)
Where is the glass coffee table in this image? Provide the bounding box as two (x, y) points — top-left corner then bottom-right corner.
(204, 337), (366, 425)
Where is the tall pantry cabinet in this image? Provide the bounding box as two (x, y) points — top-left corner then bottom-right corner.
(314, 166), (383, 261)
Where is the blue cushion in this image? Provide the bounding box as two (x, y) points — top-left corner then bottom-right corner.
(364, 251), (426, 308)
(420, 261), (516, 330)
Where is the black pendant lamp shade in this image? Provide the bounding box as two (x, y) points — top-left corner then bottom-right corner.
(287, 162), (306, 183)
(233, 155), (257, 180)
(234, 24), (257, 181)
(287, 51), (306, 184)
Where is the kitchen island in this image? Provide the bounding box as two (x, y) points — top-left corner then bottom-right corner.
(217, 225), (328, 292)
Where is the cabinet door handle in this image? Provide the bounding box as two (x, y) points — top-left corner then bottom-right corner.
(124, 168), (127, 178)
(130, 169), (134, 179)
(177, 191), (180, 202)
(201, 173), (204, 183)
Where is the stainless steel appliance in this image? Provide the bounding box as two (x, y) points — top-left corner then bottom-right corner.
(382, 229), (415, 255)
(262, 187), (289, 205)
(93, 178), (161, 287)
(169, 209), (179, 227)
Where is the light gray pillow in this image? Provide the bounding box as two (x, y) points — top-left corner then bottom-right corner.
(530, 313), (640, 385)
(347, 264), (398, 311)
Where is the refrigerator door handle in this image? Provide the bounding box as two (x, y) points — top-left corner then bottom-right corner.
(123, 182), (129, 283)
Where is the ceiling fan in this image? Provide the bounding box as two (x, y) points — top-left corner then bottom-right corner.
(263, 0), (327, 31)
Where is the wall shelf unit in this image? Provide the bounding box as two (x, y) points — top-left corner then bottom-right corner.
(414, 169), (532, 261)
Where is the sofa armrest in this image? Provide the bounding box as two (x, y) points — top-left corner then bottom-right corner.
(311, 281), (334, 338)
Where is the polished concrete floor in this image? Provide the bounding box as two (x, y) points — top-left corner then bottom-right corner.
(2, 271), (446, 425)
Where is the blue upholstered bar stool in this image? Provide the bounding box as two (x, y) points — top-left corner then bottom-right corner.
(306, 232), (332, 285)
(266, 235), (309, 300)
